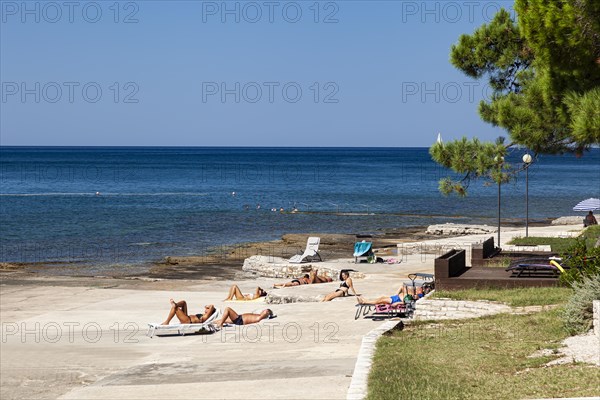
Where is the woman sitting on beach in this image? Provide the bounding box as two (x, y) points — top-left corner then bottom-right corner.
(584, 211), (598, 227)
(161, 299), (216, 325)
(214, 307), (274, 327)
(273, 274), (310, 288)
(223, 284), (267, 301)
(321, 270), (359, 302)
(357, 285), (423, 305)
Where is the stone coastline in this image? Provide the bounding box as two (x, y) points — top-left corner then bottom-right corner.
(426, 223), (498, 236)
(551, 215), (585, 225)
(242, 255), (365, 280)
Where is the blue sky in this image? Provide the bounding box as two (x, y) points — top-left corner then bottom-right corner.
(1, 0), (515, 146)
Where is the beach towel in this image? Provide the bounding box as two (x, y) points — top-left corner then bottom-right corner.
(353, 241), (373, 257)
(224, 297), (266, 303)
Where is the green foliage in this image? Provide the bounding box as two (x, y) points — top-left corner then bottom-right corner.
(429, 137), (510, 196)
(508, 236), (577, 253)
(479, 76), (572, 154)
(432, 0), (600, 195)
(515, 0), (600, 153)
(509, 226), (600, 254)
(565, 87), (600, 144)
(559, 238), (600, 285)
(516, 0), (600, 82)
(561, 273), (600, 335)
(446, 0), (600, 156)
(450, 9), (532, 94)
(584, 225), (600, 241)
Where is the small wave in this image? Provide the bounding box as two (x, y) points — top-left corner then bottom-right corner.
(130, 242), (154, 246)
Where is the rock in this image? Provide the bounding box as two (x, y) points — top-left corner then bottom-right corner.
(551, 216), (584, 225)
(426, 223), (498, 236)
(241, 255), (365, 279)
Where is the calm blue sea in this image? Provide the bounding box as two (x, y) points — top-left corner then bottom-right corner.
(1, 147), (598, 275)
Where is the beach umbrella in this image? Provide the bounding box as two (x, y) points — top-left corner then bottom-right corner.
(573, 198), (600, 211)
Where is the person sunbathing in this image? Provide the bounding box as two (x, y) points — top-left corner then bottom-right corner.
(321, 270), (359, 301)
(357, 286), (423, 305)
(161, 299), (216, 325)
(214, 307), (273, 327)
(224, 285), (267, 301)
(308, 269), (333, 284)
(273, 274), (310, 288)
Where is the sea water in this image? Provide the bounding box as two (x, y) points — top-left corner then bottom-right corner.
(1, 146), (598, 275)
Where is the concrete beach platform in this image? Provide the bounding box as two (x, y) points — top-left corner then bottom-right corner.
(0, 224), (587, 399)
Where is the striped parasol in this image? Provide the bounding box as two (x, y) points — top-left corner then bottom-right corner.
(573, 198), (600, 211)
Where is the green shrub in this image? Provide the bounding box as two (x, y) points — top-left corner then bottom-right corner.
(559, 239), (600, 285)
(562, 273), (600, 335)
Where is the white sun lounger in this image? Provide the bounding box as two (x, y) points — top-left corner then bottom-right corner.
(289, 236), (322, 263)
(147, 307), (223, 338)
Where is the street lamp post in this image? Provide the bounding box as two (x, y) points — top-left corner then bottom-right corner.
(522, 154), (532, 237)
(495, 155), (504, 245)
(498, 178), (501, 245)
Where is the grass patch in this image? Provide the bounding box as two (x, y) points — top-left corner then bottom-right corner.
(432, 287), (572, 307)
(367, 309), (600, 400)
(508, 225), (600, 253)
(508, 237), (576, 253)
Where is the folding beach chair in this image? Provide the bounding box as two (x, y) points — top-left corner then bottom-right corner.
(505, 256), (566, 277)
(147, 308), (223, 338)
(353, 241), (374, 263)
(355, 302), (414, 320)
(289, 237), (322, 263)
(354, 272), (433, 321)
(405, 273), (435, 294)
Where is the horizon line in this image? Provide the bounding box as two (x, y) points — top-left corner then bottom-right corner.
(0, 145), (435, 149)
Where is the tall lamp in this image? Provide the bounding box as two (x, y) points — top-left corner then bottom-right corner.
(494, 155), (504, 245)
(522, 154), (532, 237)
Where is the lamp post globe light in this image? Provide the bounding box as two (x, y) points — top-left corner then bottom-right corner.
(522, 154), (533, 237)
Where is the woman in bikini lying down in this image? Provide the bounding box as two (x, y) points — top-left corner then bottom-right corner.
(357, 286), (423, 305)
(161, 299), (216, 325)
(273, 274), (310, 288)
(214, 307), (274, 327)
(223, 285), (267, 301)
